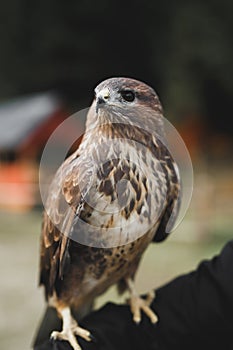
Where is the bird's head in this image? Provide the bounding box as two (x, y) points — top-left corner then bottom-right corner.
(94, 77), (162, 112)
(86, 77), (164, 133)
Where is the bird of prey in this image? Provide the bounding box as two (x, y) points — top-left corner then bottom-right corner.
(37, 77), (180, 350)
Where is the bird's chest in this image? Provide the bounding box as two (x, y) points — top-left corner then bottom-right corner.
(77, 141), (168, 248)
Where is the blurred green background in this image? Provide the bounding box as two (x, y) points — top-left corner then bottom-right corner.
(0, 1), (233, 349)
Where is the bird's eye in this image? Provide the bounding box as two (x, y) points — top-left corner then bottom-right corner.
(120, 90), (135, 102)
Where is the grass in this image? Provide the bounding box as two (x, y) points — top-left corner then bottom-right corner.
(0, 209), (231, 350)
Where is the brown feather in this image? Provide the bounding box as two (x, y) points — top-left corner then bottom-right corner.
(38, 77), (181, 317)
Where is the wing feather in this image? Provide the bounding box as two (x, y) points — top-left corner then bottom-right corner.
(39, 152), (83, 298)
(152, 144), (181, 242)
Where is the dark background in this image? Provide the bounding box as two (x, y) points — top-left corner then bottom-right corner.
(0, 0), (233, 137)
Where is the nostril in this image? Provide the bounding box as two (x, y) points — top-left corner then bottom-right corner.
(97, 96), (106, 105)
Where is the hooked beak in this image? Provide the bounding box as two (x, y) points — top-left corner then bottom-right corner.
(96, 88), (110, 113)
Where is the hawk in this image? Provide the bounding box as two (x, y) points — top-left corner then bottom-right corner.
(36, 77), (180, 350)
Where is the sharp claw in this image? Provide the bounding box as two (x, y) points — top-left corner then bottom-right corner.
(49, 336), (57, 345)
(89, 332), (98, 343)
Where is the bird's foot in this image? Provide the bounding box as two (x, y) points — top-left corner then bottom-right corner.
(51, 330), (80, 350)
(51, 308), (92, 350)
(127, 290), (158, 324)
(51, 324), (91, 350)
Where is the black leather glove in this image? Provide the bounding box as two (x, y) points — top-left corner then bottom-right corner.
(34, 241), (233, 350)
